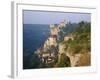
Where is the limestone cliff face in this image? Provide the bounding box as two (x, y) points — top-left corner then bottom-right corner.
(58, 35), (91, 67)
(43, 35), (57, 50)
(50, 25), (59, 36)
(58, 45), (91, 66)
(65, 52), (91, 67)
(58, 43), (66, 54)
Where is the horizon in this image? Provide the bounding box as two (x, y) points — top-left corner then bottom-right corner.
(23, 21), (91, 25)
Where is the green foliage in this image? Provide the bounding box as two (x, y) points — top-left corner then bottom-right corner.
(49, 45), (57, 53)
(30, 53), (41, 68)
(46, 56), (58, 68)
(66, 21), (91, 54)
(56, 53), (71, 67)
(47, 61), (56, 68)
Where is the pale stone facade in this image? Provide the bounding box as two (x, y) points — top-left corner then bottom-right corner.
(44, 35), (57, 49)
(58, 43), (66, 54)
(64, 36), (74, 41)
(50, 26), (59, 35)
(42, 53), (50, 57)
(50, 24), (55, 28)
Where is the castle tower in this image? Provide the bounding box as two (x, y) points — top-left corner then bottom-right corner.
(50, 24), (59, 36)
(58, 19), (67, 28)
(50, 24), (55, 28)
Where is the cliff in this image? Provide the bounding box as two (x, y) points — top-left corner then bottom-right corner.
(35, 21), (91, 68)
(58, 21), (91, 67)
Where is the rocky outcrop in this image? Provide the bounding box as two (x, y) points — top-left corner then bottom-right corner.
(65, 52), (91, 67)
(58, 37), (91, 67)
(35, 21), (91, 67)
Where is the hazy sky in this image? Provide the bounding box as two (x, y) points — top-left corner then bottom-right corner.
(23, 10), (91, 24)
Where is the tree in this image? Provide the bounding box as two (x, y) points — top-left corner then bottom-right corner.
(30, 53), (41, 68)
(56, 53), (71, 67)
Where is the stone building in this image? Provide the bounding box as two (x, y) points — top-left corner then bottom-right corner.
(50, 24), (59, 36)
(58, 20), (67, 28)
(44, 35), (57, 49)
(64, 35), (74, 41)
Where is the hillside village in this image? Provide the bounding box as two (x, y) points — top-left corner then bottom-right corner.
(34, 20), (91, 68)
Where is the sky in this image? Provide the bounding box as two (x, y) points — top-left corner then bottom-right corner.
(23, 10), (91, 24)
